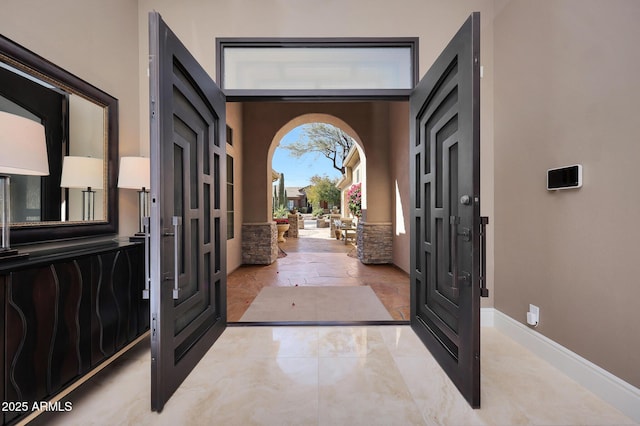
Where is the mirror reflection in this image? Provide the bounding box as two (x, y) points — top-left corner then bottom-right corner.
(0, 56), (107, 225)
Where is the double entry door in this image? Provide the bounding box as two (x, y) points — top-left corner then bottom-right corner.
(147, 11), (484, 412)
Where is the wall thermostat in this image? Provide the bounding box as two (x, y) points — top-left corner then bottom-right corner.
(547, 164), (582, 190)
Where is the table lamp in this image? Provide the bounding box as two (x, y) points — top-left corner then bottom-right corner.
(60, 156), (103, 220)
(0, 111), (49, 259)
(117, 156), (150, 238)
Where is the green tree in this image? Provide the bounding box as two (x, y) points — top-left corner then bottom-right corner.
(282, 123), (354, 174)
(278, 173), (286, 208)
(273, 185), (278, 212)
(306, 175), (341, 210)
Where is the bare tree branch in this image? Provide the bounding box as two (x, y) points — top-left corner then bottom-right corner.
(282, 123), (354, 174)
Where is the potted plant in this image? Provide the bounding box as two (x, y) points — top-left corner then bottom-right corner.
(273, 206), (290, 242)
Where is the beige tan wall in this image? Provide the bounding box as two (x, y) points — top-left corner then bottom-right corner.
(136, 0), (494, 76)
(494, 0), (640, 387)
(389, 102), (411, 273)
(1, 0), (141, 237)
(226, 103), (243, 272)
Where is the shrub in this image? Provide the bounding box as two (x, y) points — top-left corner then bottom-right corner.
(273, 206), (289, 219)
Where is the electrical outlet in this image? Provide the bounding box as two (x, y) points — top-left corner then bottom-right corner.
(529, 304), (539, 318)
(527, 304), (540, 326)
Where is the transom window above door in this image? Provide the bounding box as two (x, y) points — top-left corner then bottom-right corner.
(216, 38), (418, 99)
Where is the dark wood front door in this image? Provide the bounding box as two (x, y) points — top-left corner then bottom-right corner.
(148, 11), (227, 412)
(410, 12), (485, 407)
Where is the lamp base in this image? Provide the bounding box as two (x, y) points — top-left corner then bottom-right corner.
(0, 248), (29, 262)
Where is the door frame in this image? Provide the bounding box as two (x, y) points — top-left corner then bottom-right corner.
(211, 25), (483, 408)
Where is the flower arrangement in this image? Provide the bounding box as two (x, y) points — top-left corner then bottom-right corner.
(347, 183), (362, 218)
(274, 218), (289, 225)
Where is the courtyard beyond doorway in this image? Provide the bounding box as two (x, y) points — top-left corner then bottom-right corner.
(228, 219), (410, 322)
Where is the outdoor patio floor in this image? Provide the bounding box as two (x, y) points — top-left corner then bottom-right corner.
(227, 221), (410, 322)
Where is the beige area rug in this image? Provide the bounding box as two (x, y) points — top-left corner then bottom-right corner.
(240, 286), (393, 322)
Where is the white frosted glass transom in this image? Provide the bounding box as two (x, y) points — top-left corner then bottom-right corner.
(223, 47), (413, 90)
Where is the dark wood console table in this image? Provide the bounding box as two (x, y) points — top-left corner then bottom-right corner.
(0, 237), (149, 425)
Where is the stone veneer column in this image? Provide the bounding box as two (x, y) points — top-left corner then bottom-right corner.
(287, 214), (299, 238)
(242, 222), (278, 264)
(356, 222), (393, 264)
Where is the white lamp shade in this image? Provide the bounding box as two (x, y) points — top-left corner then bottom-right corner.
(118, 157), (150, 190)
(60, 156), (104, 189)
(0, 111), (49, 176)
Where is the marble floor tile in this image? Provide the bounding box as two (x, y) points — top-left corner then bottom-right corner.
(160, 356), (319, 426)
(318, 356), (425, 425)
(378, 325), (433, 358)
(318, 327), (390, 358)
(479, 329), (635, 426)
(209, 326), (320, 359)
(28, 326), (636, 426)
(394, 356), (490, 426)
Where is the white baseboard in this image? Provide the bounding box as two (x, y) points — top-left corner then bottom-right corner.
(480, 307), (494, 327)
(488, 308), (640, 423)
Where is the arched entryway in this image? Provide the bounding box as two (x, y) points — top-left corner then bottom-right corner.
(239, 102), (406, 268)
(269, 116), (367, 245)
(267, 113), (368, 217)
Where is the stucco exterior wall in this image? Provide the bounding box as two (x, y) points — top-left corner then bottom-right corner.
(226, 102), (243, 272)
(389, 102), (411, 273)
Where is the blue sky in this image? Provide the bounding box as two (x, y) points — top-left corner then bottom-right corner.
(271, 125), (343, 188)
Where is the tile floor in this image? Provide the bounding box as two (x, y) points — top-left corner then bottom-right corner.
(25, 223), (636, 425)
(30, 326), (635, 426)
(228, 223), (410, 322)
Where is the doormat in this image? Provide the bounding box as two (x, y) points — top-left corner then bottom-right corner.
(239, 286), (393, 322)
